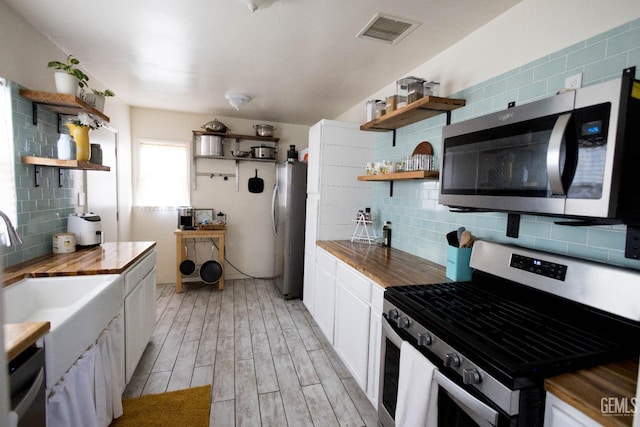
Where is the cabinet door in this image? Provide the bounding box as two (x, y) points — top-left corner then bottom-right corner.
(313, 263), (336, 344)
(334, 281), (370, 391)
(544, 393), (602, 427)
(142, 267), (157, 346)
(124, 268), (156, 383)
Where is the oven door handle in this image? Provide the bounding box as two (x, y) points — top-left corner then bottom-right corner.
(381, 316), (404, 348)
(434, 371), (499, 427)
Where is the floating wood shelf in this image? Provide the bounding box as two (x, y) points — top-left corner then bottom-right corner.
(360, 96), (465, 132)
(21, 156), (110, 171)
(358, 170), (439, 181)
(19, 89), (110, 123)
(194, 155), (277, 163)
(193, 130), (279, 143)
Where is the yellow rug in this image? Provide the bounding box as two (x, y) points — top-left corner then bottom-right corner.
(110, 385), (211, 427)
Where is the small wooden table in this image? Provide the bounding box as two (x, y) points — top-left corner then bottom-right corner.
(174, 228), (226, 293)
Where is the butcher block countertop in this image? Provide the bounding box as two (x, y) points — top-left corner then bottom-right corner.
(3, 241), (156, 287)
(4, 322), (50, 362)
(545, 358), (638, 427)
(3, 241), (155, 362)
(317, 240), (447, 287)
(318, 240), (639, 426)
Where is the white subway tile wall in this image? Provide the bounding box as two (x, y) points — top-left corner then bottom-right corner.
(372, 18), (640, 269)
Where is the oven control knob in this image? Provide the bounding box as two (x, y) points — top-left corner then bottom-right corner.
(418, 333), (432, 346)
(463, 368), (482, 385)
(444, 353), (460, 368)
(397, 316), (410, 329)
(388, 309), (399, 320)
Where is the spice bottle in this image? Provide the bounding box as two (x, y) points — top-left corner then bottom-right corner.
(382, 221), (392, 247)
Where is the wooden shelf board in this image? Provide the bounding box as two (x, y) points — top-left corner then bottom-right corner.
(358, 170), (439, 181)
(21, 156), (111, 171)
(193, 130), (280, 143)
(194, 155), (277, 163)
(360, 96), (465, 131)
(19, 89), (110, 123)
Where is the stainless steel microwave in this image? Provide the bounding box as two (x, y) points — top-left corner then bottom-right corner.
(439, 67), (640, 221)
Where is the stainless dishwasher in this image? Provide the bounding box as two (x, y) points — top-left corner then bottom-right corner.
(9, 346), (45, 427)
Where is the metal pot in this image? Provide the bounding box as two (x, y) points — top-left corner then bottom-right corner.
(253, 124), (275, 137)
(251, 145), (276, 159)
(196, 135), (224, 156)
(202, 118), (229, 133)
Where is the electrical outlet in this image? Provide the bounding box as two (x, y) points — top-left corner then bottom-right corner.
(565, 73), (583, 89)
(77, 192), (85, 207)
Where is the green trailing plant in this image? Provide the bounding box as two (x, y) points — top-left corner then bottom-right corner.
(47, 55), (89, 88)
(91, 88), (115, 97)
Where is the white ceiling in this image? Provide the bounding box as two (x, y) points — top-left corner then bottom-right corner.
(5, 0), (520, 125)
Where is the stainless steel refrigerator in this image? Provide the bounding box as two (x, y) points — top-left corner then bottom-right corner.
(272, 161), (307, 299)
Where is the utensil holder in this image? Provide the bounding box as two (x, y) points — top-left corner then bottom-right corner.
(446, 246), (473, 281)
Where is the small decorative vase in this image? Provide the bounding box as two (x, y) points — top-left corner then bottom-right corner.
(83, 93), (106, 112)
(57, 134), (75, 160)
(54, 72), (78, 96)
(65, 123), (91, 161)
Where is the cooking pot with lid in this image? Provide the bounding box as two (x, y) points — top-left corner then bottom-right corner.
(251, 145), (276, 159)
(202, 118), (229, 133)
(253, 124), (275, 137)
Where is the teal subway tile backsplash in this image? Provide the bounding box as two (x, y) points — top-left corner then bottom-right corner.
(2, 81), (76, 268)
(372, 17), (640, 271)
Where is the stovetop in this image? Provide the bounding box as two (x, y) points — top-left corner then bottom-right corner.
(385, 274), (640, 387)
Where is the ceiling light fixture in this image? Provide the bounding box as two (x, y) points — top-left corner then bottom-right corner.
(225, 92), (251, 111)
(235, 0), (277, 12)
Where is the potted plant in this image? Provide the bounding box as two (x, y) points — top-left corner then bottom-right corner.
(83, 88), (115, 112)
(47, 55), (89, 96)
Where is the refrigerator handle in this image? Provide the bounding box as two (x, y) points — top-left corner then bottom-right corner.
(271, 183), (278, 236)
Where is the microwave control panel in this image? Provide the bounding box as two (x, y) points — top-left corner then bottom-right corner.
(574, 103), (610, 147)
(510, 253), (568, 281)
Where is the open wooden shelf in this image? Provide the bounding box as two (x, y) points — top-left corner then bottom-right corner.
(358, 170), (439, 181)
(360, 96), (465, 131)
(193, 130), (280, 143)
(22, 156), (110, 171)
(19, 89), (110, 123)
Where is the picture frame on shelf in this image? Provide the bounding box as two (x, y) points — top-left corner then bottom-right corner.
(194, 208), (214, 225)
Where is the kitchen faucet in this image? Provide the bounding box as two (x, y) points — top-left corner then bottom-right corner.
(0, 209), (22, 246)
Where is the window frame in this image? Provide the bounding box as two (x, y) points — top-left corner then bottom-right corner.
(133, 138), (191, 209)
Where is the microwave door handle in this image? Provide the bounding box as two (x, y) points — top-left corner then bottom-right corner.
(546, 113), (572, 196)
(434, 371), (499, 427)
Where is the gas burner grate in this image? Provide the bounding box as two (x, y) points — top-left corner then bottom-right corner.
(387, 282), (639, 380)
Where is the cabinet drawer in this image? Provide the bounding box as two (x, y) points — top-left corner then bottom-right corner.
(336, 262), (371, 303)
(124, 249), (156, 296)
(316, 247), (336, 274)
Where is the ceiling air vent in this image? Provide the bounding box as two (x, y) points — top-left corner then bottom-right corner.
(356, 13), (421, 45)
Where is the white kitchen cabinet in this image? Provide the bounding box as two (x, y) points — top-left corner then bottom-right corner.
(334, 277), (371, 390)
(309, 246), (385, 405)
(544, 392), (602, 427)
(123, 249), (157, 383)
(313, 247), (337, 343)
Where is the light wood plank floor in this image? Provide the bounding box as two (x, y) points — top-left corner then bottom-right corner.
(123, 279), (378, 426)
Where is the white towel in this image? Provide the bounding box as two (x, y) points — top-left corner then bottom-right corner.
(395, 341), (438, 427)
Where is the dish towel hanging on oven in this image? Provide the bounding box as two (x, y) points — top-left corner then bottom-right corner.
(396, 341), (439, 427)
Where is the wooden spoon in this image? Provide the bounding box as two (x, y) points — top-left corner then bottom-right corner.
(459, 231), (473, 248)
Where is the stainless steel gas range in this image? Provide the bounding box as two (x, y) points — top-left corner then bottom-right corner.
(379, 240), (640, 427)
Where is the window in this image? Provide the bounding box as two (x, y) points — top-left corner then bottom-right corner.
(134, 139), (189, 208)
(0, 78), (17, 239)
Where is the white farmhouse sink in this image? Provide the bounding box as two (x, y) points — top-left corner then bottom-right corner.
(4, 274), (123, 388)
